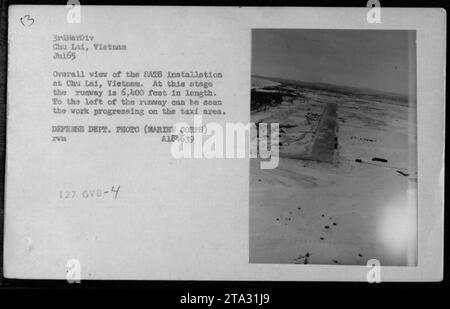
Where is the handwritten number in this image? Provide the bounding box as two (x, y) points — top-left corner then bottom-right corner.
(111, 185), (120, 200)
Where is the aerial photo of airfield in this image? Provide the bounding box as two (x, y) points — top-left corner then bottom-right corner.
(250, 30), (417, 266)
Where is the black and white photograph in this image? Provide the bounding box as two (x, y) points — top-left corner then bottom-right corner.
(250, 29), (418, 266)
(0, 2), (446, 294)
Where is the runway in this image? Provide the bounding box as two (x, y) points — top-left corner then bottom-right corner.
(308, 102), (338, 163)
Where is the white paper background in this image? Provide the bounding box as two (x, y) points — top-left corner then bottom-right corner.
(4, 6), (445, 281)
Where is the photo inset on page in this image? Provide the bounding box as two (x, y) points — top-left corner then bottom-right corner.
(250, 29), (417, 266)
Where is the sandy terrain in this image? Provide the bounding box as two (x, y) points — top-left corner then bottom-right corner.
(250, 80), (417, 266)
(251, 76), (281, 89)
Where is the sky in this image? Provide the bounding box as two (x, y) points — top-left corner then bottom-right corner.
(252, 30), (415, 96)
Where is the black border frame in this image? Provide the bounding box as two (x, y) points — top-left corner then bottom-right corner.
(0, 0), (448, 297)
